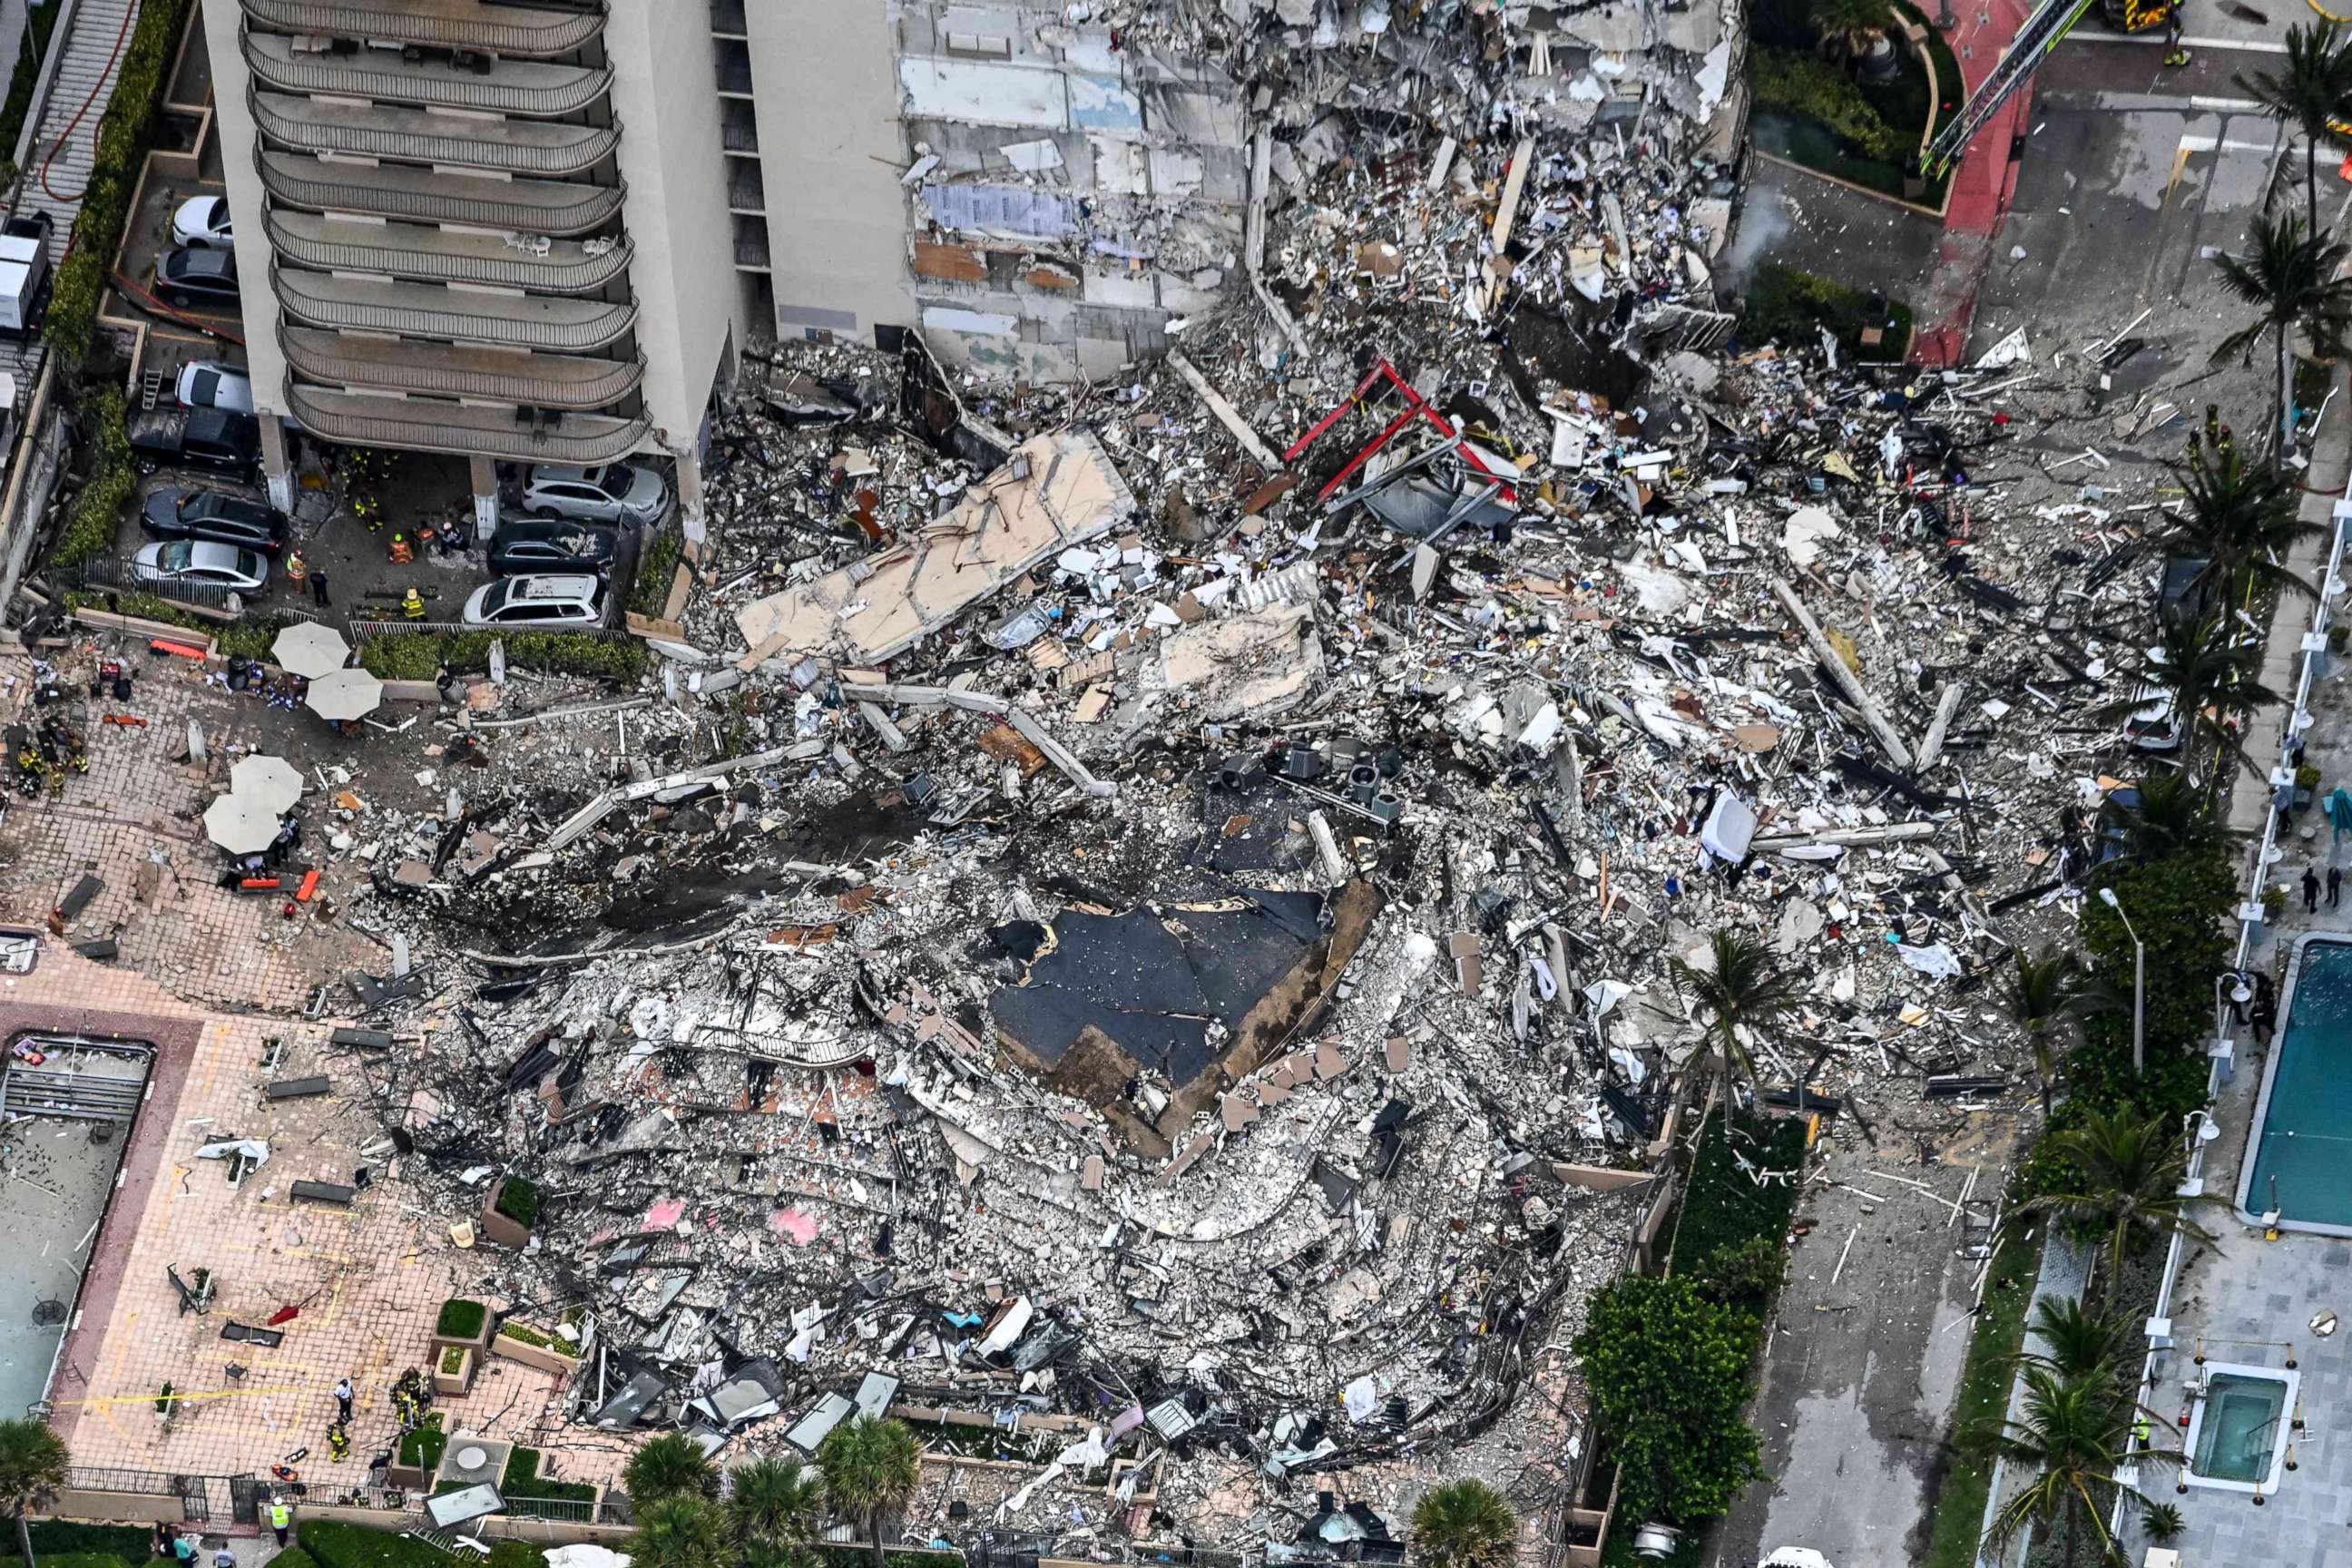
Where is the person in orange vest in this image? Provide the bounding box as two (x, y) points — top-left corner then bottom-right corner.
(284, 549), (308, 583)
(387, 532), (414, 564)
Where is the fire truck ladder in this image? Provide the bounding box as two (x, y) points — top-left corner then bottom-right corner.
(1921, 0), (2102, 177)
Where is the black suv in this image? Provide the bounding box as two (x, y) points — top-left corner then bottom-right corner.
(488, 516), (620, 576)
(140, 485), (285, 555)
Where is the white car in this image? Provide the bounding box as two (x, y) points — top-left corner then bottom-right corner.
(133, 539), (268, 593)
(460, 573), (604, 629)
(171, 195), (232, 249)
(175, 360), (254, 416)
(520, 462), (668, 528)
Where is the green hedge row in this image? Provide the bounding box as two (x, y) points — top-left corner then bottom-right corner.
(46, 0), (196, 361)
(360, 630), (647, 684)
(27, 1524), (152, 1560)
(49, 387), (132, 568)
(299, 1521), (541, 1568)
(630, 526), (681, 618)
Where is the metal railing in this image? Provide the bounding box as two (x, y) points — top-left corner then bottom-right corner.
(273, 266), (639, 353)
(279, 328), (645, 410)
(259, 152), (627, 235)
(251, 90), (622, 178)
(240, 0), (608, 56)
(75, 555), (242, 614)
(240, 26), (614, 117)
(287, 385), (651, 466)
(263, 209), (636, 295)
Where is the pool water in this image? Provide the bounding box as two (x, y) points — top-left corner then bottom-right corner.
(2243, 937), (2352, 1230)
(2192, 1375), (2288, 1484)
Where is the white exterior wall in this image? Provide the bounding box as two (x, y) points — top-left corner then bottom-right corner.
(197, 0), (288, 432)
(747, 0), (916, 343)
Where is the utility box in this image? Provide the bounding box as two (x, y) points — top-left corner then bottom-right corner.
(0, 212), (54, 337)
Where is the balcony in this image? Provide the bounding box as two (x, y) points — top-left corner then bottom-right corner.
(259, 152), (625, 234)
(720, 99), (759, 154)
(710, 0), (747, 37)
(733, 216), (769, 271)
(286, 384), (651, 465)
(280, 327), (644, 409)
(728, 162), (764, 214)
(264, 210), (634, 295)
(240, 0), (606, 59)
(251, 91), (620, 178)
(241, 30), (613, 117)
(273, 266), (637, 352)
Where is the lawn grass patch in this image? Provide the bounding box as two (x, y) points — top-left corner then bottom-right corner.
(1920, 1222), (2043, 1568)
(436, 1298), (486, 1338)
(397, 1416), (446, 1473)
(493, 1175), (540, 1229)
(1739, 260), (1914, 361)
(299, 1520), (543, 1568)
(502, 1446), (599, 1504)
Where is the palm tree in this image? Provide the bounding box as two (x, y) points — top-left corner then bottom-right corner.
(1810, 0), (1889, 60)
(1409, 1479), (1519, 1568)
(818, 1416), (922, 1568)
(2238, 22), (2352, 229)
(2102, 610), (2280, 787)
(1666, 927), (1808, 1107)
(1975, 1367), (2178, 1567)
(2213, 211), (2352, 456)
(2106, 769), (2226, 863)
(2019, 1108), (2219, 1298)
(2162, 441), (2322, 601)
(2012, 1296), (2140, 1392)
(624, 1433), (719, 1505)
(0, 1419), (68, 1568)
(727, 1454), (822, 1552)
(2004, 945), (2082, 1116)
(628, 1494), (730, 1568)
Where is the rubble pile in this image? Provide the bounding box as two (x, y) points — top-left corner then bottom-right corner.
(294, 8), (2261, 1554)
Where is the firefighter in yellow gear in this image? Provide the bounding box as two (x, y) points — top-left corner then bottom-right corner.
(285, 549), (308, 583)
(388, 533), (414, 565)
(400, 587), (426, 621)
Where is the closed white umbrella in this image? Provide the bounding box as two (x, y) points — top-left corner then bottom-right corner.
(203, 792), (279, 855)
(306, 667), (384, 723)
(272, 621), (350, 679)
(230, 753), (303, 815)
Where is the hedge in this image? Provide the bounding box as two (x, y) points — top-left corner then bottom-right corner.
(1667, 1110), (1808, 1298)
(502, 1446), (598, 1504)
(299, 1521), (543, 1568)
(359, 630), (647, 684)
(27, 1525), (152, 1560)
(0, 1552), (134, 1568)
(44, 0), (196, 361)
(436, 1298), (487, 1338)
(1750, 49), (1908, 160)
(49, 388), (132, 568)
(630, 526), (681, 618)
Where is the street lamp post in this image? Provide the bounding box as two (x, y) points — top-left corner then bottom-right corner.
(2102, 887), (2146, 1076)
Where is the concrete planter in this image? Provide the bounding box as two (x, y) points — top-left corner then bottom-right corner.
(491, 1321), (583, 1377)
(479, 1178), (534, 1250)
(432, 1301), (493, 1357)
(385, 1457), (431, 1492)
(433, 1345), (476, 1398)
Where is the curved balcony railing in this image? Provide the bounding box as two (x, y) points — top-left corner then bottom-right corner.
(241, 0), (606, 58)
(258, 152), (624, 235)
(272, 266), (638, 353)
(286, 384), (652, 465)
(252, 91), (620, 178)
(240, 29), (613, 117)
(279, 327), (645, 409)
(263, 210), (634, 295)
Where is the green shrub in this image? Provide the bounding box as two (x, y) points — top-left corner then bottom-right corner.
(435, 1298), (487, 1339)
(396, 1416), (446, 1473)
(1575, 1274), (1765, 1527)
(1749, 49), (1907, 161)
(62, 589), (214, 635)
(299, 1520), (543, 1568)
(24, 1526), (151, 1560)
(494, 1175), (541, 1228)
(0, 1552), (137, 1568)
(44, 0), (196, 362)
(436, 1344), (467, 1376)
(359, 630), (645, 685)
(503, 1446), (599, 1504)
(1740, 260), (1914, 360)
(265, 1552), (318, 1568)
(1667, 1110), (1807, 1296)
(215, 615), (293, 662)
(497, 1318), (576, 1354)
(49, 388), (132, 569)
(631, 526), (682, 618)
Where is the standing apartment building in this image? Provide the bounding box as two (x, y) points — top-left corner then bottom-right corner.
(201, 0), (1246, 526)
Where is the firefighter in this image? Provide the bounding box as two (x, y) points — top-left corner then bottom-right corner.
(327, 1421), (350, 1463)
(285, 549), (308, 584)
(388, 532), (415, 565)
(400, 587), (426, 621)
(2164, 0), (2188, 66)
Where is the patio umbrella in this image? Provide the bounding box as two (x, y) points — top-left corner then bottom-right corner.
(202, 792), (279, 856)
(229, 753), (303, 815)
(272, 621), (350, 680)
(306, 667), (384, 724)
(2326, 786), (2352, 845)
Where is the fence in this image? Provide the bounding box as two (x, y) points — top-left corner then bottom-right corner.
(53, 1465), (260, 1524)
(75, 554), (241, 614)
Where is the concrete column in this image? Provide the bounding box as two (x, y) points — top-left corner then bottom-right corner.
(675, 448), (707, 549)
(468, 453), (499, 535)
(260, 417), (293, 514)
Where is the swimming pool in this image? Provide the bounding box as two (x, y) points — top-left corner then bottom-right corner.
(2183, 1365), (2297, 1492)
(2238, 935), (2352, 1233)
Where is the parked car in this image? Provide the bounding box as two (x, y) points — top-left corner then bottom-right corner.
(129, 407), (260, 478)
(140, 485), (284, 555)
(171, 196), (233, 249)
(2119, 684), (2182, 752)
(518, 461), (667, 527)
(488, 517), (619, 576)
(133, 539), (268, 593)
(460, 573), (604, 629)
(175, 360), (255, 416)
(157, 247), (238, 309)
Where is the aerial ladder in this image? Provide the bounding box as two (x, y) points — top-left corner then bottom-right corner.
(1921, 0), (2176, 176)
